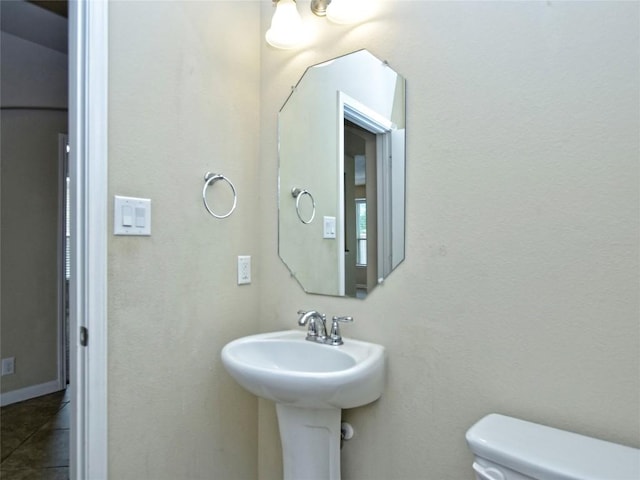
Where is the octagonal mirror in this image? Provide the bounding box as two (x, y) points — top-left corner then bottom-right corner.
(278, 49), (406, 298)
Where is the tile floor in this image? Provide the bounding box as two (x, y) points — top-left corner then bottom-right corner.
(0, 389), (69, 480)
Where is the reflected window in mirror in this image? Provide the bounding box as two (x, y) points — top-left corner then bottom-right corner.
(355, 199), (367, 266)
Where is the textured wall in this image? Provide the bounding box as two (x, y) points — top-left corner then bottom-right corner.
(106, 1), (638, 478)
(258, 2), (639, 479)
(108, 2), (261, 478)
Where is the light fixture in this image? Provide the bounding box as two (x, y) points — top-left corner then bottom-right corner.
(311, 0), (366, 25)
(265, 0), (304, 49)
(326, 0), (366, 25)
(310, 0), (330, 16)
(266, 0), (368, 50)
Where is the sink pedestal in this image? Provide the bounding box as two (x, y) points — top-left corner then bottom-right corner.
(276, 404), (342, 480)
(221, 330), (385, 479)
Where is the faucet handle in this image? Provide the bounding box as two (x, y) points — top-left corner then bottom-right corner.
(329, 316), (353, 345)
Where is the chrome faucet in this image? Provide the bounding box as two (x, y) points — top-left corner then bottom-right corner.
(297, 310), (327, 342)
(297, 310), (353, 345)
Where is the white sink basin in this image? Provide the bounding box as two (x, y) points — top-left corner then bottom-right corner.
(221, 330), (385, 409)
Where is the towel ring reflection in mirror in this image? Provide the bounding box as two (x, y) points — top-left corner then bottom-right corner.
(291, 187), (316, 224)
(202, 172), (237, 219)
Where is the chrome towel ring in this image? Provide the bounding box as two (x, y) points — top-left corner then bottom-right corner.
(291, 187), (316, 224)
(203, 172), (237, 219)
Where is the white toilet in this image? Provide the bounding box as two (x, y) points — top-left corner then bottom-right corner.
(466, 414), (640, 480)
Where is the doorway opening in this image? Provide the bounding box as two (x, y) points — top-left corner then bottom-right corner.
(344, 121), (377, 298)
(0, 1), (71, 476)
(1, 0), (109, 477)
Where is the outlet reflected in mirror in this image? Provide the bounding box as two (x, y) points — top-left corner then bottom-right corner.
(278, 50), (406, 298)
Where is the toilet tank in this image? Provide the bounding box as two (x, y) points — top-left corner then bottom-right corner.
(466, 414), (640, 480)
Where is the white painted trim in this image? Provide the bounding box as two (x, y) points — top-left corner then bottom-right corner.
(341, 93), (394, 134)
(0, 381), (63, 407)
(57, 134), (69, 392)
(69, 0), (109, 479)
(337, 93), (346, 296)
(375, 131), (393, 279)
(338, 91), (395, 288)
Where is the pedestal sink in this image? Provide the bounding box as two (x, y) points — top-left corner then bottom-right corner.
(221, 330), (385, 480)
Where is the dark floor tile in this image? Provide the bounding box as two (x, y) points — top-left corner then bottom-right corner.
(0, 466), (69, 480)
(1, 404), (59, 432)
(2, 391), (67, 417)
(1, 429), (68, 470)
(41, 405), (69, 431)
(1, 390), (68, 462)
(1, 417), (44, 462)
(0, 437), (23, 463)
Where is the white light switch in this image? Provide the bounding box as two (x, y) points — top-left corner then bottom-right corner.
(114, 196), (151, 236)
(135, 207), (146, 228)
(323, 216), (336, 239)
(122, 206), (133, 227)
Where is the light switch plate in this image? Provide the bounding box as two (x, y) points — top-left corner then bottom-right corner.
(114, 196), (151, 236)
(323, 216), (336, 239)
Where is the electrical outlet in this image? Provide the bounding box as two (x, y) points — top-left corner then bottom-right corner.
(1, 357), (15, 376)
(237, 255), (251, 285)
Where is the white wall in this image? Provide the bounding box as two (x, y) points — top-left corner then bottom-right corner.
(108, 2), (261, 478)
(258, 1), (639, 479)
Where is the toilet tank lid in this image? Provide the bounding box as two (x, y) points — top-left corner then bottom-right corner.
(466, 414), (640, 480)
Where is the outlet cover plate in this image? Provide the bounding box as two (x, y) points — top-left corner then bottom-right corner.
(1, 357), (15, 376)
(238, 255), (251, 285)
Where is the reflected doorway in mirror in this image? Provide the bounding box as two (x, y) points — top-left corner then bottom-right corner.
(277, 49), (406, 298)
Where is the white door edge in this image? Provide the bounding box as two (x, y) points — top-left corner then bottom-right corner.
(69, 1), (109, 478)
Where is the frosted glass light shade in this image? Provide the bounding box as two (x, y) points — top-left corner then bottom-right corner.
(326, 0), (366, 25)
(266, 0), (304, 49)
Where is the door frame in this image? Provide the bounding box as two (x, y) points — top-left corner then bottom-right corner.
(69, 0), (109, 478)
(338, 92), (393, 296)
(57, 133), (69, 390)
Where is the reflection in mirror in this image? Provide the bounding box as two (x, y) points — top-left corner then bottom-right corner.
(278, 49), (406, 298)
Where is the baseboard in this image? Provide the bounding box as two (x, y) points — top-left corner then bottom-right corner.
(0, 380), (64, 407)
